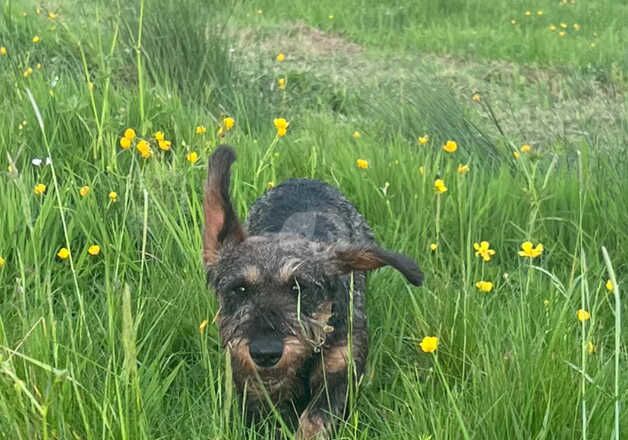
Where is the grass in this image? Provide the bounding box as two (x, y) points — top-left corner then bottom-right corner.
(0, 0), (626, 439)
(244, 0), (627, 77)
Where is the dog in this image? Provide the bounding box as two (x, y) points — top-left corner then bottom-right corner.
(202, 145), (422, 438)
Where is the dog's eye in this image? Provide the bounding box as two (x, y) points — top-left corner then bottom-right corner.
(232, 286), (247, 295)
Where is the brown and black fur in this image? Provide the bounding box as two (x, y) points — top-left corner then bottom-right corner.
(203, 145), (422, 439)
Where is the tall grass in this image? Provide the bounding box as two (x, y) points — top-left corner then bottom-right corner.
(0, 0), (626, 439)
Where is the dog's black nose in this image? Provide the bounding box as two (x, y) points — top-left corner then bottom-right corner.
(249, 337), (284, 368)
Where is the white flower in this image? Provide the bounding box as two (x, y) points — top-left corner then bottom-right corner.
(31, 157), (52, 167)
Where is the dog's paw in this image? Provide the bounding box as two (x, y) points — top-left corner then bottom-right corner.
(296, 410), (330, 440)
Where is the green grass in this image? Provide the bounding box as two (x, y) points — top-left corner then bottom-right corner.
(0, 0), (626, 439)
(243, 0), (627, 77)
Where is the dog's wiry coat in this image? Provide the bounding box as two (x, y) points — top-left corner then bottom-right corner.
(203, 146), (422, 439)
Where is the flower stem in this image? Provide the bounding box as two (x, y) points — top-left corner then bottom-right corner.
(136, 0), (145, 130)
(433, 354), (471, 440)
(254, 136), (279, 186)
(435, 193), (441, 244)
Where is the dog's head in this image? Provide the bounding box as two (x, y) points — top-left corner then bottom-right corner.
(202, 146), (422, 396)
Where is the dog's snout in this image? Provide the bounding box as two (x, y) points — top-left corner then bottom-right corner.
(249, 337), (284, 368)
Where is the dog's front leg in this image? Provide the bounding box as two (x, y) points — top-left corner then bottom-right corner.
(296, 342), (363, 440)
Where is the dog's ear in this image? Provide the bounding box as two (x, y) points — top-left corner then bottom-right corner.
(328, 245), (422, 286)
(203, 145), (246, 266)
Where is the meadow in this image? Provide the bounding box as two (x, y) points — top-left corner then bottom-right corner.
(0, 0), (626, 438)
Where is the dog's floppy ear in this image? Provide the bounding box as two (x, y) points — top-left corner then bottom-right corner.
(329, 245), (423, 286)
(203, 145), (246, 266)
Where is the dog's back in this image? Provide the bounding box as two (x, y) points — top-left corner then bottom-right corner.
(247, 178), (375, 245)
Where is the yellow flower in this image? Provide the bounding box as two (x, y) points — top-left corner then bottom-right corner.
(0, 47), (7, 56)
(158, 139), (172, 151)
(560, 23), (568, 29)
(276, 52), (285, 62)
(153, 131), (165, 141)
(576, 309), (590, 322)
(123, 128), (136, 140)
(518, 241), (543, 258)
(79, 186), (90, 197)
(33, 183), (46, 196)
(356, 159), (369, 170)
(471, 92), (481, 102)
(605, 279), (613, 292)
(419, 336), (439, 353)
(36, 63), (42, 70)
(136, 139), (153, 159)
(277, 77), (286, 90)
(511, 19), (517, 25)
(87, 244), (101, 256)
(520, 144), (532, 153)
(475, 280), (494, 293)
(587, 341), (596, 354)
(223, 117), (235, 131)
(559, 31), (566, 37)
(417, 135), (429, 145)
(513, 151), (521, 159)
(457, 164), (470, 175)
(23, 67), (33, 78)
(430, 243), (438, 252)
(352, 131), (361, 140)
(108, 191), (118, 202)
(537, 10), (543, 16)
(273, 118), (289, 137)
(573, 23), (581, 31)
(442, 140), (458, 153)
(195, 125), (207, 135)
(32, 35), (41, 44)
(199, 319), (209, 334)
(119, 136), (132, 149)
(543, 299), (550, 307)
(57, 247), (70, 260)
(434, 178), (447, 193)
(0, 256), (5, 268)
(267, 181), (275, 190)
(524, 10), (531, 16)
(48, 11), (58, 20)
(474, 241), (496, 262)
(549, 24), (557, 32)
(186, 151), (199, 164)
